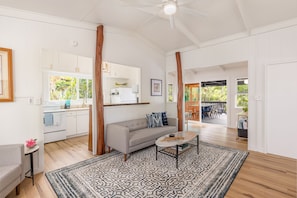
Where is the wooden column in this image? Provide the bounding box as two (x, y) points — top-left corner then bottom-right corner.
(88, 105), (93, 152)
(95, 25), (105, 155)
(176, 52), (183, 131)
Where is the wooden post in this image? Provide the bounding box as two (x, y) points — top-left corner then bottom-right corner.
(176, 52), (183, 131)
(95, 25), (105, 155)
(88, 105), (92, 152)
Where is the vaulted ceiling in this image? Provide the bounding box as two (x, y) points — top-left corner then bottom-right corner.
(1, 0), (297, 53)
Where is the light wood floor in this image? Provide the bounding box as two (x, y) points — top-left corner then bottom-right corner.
(7, 123), (297, 198)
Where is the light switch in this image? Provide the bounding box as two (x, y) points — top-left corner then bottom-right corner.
(255, 96), (262, 101)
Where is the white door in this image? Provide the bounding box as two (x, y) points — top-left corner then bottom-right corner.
(266, 61), (297, 159)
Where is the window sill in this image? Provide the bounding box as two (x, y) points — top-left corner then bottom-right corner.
(104, 102), (150, 107)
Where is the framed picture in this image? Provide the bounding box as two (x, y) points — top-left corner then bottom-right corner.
(0, 47), (13, 102)
(151, 79), (162, 96)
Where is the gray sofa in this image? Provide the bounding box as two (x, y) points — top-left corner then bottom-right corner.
(106, 117), (177, 161)
(0, 144), (25, 197)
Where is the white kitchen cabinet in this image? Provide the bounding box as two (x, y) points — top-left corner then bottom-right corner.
(77, 56), (93, 74)
(59, 52), (77, 72)
(41, 49), (93, 74)
(66, 112), (77, 137)
(41, 49), (59, 70)
(66, 109), (89, 138)
(76, 110), (89, 135)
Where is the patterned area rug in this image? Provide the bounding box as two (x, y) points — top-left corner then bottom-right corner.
(46, 142), (248, 198)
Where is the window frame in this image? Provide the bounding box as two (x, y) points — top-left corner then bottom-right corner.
(45, 71), (93, 104)
(235, 78), (248, 108)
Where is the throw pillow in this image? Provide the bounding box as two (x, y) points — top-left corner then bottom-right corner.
(146, 114), (154, 128)
(152, 112), (168, 126)
(152, 112), (163, 127)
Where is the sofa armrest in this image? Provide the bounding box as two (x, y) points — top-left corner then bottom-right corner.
(167, 117), (178, 127)
(0, 144), (24, 166)
(106, 124), (130, 154)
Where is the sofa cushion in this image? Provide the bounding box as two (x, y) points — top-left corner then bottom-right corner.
(129, 126), (176, 147)
(117, 118), (148, 131)
(0, 164), (22, 191)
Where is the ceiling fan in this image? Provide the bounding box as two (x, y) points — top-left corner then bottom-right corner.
(121, 0), (205, 29)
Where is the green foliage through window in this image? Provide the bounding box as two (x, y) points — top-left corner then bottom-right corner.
(236, 78), (248, 109)
(49, 75), (92, 101)
(168, 84), (173, 102)
(201, 86), (227, 102)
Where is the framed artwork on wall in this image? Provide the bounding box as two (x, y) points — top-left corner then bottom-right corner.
(151, 79), (162, 96)
(0, 47), (13, 102)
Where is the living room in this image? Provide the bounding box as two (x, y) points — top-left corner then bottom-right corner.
(0, 1), (296, 197)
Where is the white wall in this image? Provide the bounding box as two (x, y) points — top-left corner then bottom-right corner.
(166, 24), (297, 158)
(0, 6), (166, 171)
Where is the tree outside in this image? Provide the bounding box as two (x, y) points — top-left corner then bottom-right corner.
(201, 86), (227, 102)
(50, 76), (77, 100)
(49, 75), (92, 101)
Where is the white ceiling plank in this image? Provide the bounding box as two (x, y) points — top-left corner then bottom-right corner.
(174, 18), (201, 48)
(235, 0), (251, 35)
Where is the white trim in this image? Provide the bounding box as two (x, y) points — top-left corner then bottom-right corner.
(0, 6), (97, 31)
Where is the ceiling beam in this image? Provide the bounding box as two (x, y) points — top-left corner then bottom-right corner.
(235, 0), (251, 35)
(217, 65), (225, 72)
(174, 17), (201, 48)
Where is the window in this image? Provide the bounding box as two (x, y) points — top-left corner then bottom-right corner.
(49, 73), (92, 101)
(236, 78), (248, 108)
(167, 84), (173, 102)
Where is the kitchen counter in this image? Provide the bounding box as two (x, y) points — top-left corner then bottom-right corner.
(44, 107), (90, 113)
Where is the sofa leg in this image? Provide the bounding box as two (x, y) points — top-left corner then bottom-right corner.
(108, 146), (111, 153)
(124, 154), (127, 161)
(16, 184), (20, 195)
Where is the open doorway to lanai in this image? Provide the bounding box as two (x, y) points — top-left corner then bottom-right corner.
(185, 83), (200, 122)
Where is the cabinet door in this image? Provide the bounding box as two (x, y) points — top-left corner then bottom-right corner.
(66, 112), (77, 137)
(58, 52), (77, 72)
(76, 110), (89, 135)
(41, 49), (59, 70)
(77, 56), (93, 74)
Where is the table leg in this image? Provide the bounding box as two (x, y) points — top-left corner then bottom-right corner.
(197, 135), (199, 154)
(30, 153), (34, 185)
(155, 145), (158, 160)
(176, 145), (179, 169)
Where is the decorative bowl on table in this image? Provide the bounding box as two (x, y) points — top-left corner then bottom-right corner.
(26, 138), (37, 148)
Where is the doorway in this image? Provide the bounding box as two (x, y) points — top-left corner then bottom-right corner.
(185, 83), (200, 121)
(201, 80), (227, 126)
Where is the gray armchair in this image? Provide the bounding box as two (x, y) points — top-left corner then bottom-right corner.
(0, 144), (25, 197)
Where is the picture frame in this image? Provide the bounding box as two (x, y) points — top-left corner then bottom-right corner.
(151, 79), (162, 96)
(0, 47), (13, 102)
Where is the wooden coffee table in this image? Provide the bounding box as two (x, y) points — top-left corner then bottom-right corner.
(155, 131), (199, 168)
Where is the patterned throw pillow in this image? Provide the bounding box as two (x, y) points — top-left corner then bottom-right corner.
(152, 112), (163, 127)
(146, 114), (154, 128)
(161, 112), (168, 125)
(152, 112), (168, 126)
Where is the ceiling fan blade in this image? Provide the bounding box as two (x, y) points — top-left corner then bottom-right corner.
(169, 15), (175, 29)
(136, 14), (159, 30)
(179, 7), (207, 17)
(177, 0), (195, 6)
(120, 0), (162, 7)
